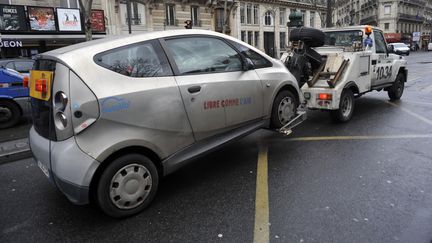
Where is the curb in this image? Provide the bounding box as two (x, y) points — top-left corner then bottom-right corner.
(0, 138), (32, 165)
(0, 149), (32, 165)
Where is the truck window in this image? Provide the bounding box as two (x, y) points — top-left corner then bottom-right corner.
(373, 30), (387, 54)
(324, 31), (363, 46)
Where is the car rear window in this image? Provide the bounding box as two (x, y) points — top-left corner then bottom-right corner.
(94, 40), (172, 78)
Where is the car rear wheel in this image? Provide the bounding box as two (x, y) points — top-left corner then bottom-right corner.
(388, 73), (405, 100)
(270, 90), (298, 129)
(0, 100), (21, 129)
(330, 89), (355, 123)
(96, 154), (159, 218)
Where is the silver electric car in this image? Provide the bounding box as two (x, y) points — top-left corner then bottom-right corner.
(29, 30), (301, 217)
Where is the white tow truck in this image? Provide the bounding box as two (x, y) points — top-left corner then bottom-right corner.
(282, 25), (408, 122)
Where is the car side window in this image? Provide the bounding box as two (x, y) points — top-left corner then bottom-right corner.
(374, 30), (387, 54)
(229, 41), (273, 69)
(95, 40), (172, 77)
(15, 61), (34, 73)
(5, 62), (15, 70)
(165, 37), (243, 75)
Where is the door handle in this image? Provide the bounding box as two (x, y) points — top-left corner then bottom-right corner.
(188, 86), (201, 94)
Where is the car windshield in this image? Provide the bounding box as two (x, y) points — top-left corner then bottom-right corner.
(393, 43), (407, 48)
(324, 30), (363, 46)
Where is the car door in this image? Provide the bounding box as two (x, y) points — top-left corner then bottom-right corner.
(163, 36), (263, 141)
(371, 30), (393, 87)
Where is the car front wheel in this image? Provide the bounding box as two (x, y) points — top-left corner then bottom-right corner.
(270, 90), (298, 129)
(96, 154), (159, 218)
(388, 73), (405, 100)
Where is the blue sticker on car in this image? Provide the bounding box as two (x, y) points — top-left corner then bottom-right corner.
(101, 96), (130, 113)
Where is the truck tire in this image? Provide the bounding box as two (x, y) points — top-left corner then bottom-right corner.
(270, 90), (298, 128)
(388, 73), (405, 100)
(96, 154), (159, 218)
(0, 100), (21, 129)
(289, 27), (326, 47)
(330, 89), (355, 123)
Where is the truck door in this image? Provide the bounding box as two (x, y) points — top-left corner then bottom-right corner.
(371, 30), (393, 87)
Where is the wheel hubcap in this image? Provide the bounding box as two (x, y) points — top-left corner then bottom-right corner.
(341, 96), (352, 117)
(0, 106), (12, 122)
(109, 164), (152, 209)
(278, 97), (295, 125)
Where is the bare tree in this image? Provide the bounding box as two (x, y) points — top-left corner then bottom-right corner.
(79, 0), (94, 41)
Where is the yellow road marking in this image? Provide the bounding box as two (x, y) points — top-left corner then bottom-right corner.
(253, 144), (269, 243)
(283, 134), (432, 142)
(386, 101), (432, 126)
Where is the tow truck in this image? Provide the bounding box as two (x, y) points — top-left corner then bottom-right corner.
(282, 25), (408, 122)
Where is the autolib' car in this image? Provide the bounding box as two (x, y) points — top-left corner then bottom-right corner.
(388, 42), (410, 56)
(29, 30), (303, 218)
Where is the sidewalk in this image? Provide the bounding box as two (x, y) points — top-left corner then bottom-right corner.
(0, 138), (31, 164)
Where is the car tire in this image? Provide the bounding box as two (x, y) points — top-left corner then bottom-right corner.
(406, 52), (410, 56)
(289, 27), (326, 47)
(0, 100), (21, 129)
(330, 89), (355, 123)
(270, 90), (299, 129)
(96, 153), (159, 218)
(388, 73), (405, 101)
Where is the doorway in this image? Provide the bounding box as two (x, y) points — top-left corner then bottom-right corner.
(264, 32), (275, 57)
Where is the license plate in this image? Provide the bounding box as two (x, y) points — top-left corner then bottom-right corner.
(37, 160), (50, 178)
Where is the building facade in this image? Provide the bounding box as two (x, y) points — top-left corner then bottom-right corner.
(332, 0), (432, 47)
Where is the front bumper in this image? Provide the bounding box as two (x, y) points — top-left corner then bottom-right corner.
(29, 127), (100, 205)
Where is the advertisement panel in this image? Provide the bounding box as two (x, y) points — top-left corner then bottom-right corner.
(412, 32), (421, 42)
(0, 4), (28, 31)
(91, 9), (105, 32)
(28, 6), (56, 31)
(384, 33), (402, 43)
(56, 8), (82, 31)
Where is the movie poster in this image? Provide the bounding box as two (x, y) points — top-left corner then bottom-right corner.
(28, 6), (56, 31)
(0, 5), (28, 31)
(56, 8), (82, 31)
(91, 9), (105, 32)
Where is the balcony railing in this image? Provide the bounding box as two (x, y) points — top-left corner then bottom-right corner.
(360, 15), (377, 24)
(398, 13), (424, 22)
(125, 14), (142, 25)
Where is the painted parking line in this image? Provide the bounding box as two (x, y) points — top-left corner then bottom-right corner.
(283, 134), (432, 142)
(253, 144), (269, 243)
(385, 101), (432, 126)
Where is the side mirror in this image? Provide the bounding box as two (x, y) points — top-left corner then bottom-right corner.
(243, 58), (254, 71)
(387, 45), (394, 53)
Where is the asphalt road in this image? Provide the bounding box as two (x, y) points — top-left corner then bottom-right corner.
(1, 52), (432, 243)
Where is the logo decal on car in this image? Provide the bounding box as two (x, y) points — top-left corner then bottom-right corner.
(204, 97), (252, 110)
(101, 96), (131, 113)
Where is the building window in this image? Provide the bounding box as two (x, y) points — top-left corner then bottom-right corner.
(310, 11), (315, 27)
(248, 31), (253, 45)
(166, 4), (176, 26)
(120, 1), (146, 26)
(241, 31), (246, 42)
(384, 5), (391, 15)
(240, 3), (245, 24)
(279, 8), (285, 26)
(280, 32), (286, 49)
(60, 0), (79, 8)
(254, 31), (259, 47)
(384, 23), (389, 30)
(246, 4), (252, 24)
(253, 5), (259, 24)
(191, 6), (199, 26)
(264, 11), (273, 26)
(216, 8), (224, 31)
(301, 10), (306, 24)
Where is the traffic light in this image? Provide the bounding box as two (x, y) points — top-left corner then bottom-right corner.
(184, 20), (192, 29)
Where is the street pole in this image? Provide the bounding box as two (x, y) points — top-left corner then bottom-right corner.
(326, 0), (333, 27)
(126, 0), (132, 34)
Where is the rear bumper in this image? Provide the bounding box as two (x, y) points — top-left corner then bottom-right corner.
(29, 127), (100, 205)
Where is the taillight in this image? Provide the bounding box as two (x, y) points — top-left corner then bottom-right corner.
(23, 76), (29, 87)
(35, 79), (47, 93)
(318, 93), (332, 100)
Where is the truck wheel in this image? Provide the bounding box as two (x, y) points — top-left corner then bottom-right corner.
(388, 73), (405, 100)
(270, 90), (298, 128)
(96, 154), (159, 218)
(289, 27), (326, 47)
(0, 100), (21, 129)
(330, 89), (355, 123)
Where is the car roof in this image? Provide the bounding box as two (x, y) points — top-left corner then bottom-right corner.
(321, 25), (383, 32)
